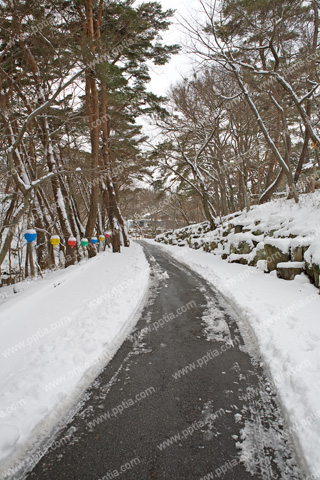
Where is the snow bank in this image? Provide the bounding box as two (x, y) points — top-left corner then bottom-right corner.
(149, 240), (320, 477)
(0, 243), (149, 475)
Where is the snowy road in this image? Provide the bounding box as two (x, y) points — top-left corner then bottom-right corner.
(25, 242), (304, 480)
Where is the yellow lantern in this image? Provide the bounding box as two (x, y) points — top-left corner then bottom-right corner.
(50, 235), (61, 247)
(99, 235), (105, 243)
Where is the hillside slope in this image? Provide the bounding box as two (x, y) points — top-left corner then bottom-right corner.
(156, 192), (320, 291)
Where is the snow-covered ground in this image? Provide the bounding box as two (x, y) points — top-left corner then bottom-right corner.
(0, 243), (149, 478)
(156, 193), (320, 280)
(148, 239), (320, 478)
(1, 213), (319, 478)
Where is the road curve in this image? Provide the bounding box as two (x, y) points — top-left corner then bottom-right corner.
(23, 241), (303, 480)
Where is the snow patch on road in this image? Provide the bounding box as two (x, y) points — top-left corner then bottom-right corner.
(202, 298), (232, 344)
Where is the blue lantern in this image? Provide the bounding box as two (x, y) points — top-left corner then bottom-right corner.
(24, 229), (37, 243)
(91, 237), (98, 245)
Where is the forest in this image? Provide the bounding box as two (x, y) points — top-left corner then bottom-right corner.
(0, 0), (319, 282)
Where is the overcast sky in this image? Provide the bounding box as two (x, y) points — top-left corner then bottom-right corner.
(141, 0), (202, 140)
(147, 0), (202, 96)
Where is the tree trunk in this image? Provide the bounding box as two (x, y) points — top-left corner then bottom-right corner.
(83, 0), (101, 258)
(233, 68), (299, 203)
(0, 190), (34, 268)
(294, 129), (310, 183)
(201, 185), (216, 230)
(112, 228), (121, 253)
(27, 242), (36, 278)
(259, 168), (285, 204)
(46, 141), (76, 267)
(33, 207), (48, 270)
(84, 72), (100, 258)
(100, 81), (130, 248)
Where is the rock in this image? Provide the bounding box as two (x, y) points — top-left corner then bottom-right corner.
(230, 244), (237, 254)
(239, 241), (252, 254)
(264, 245), (289, 272)
(203, 243), (210, 252)
(229, 255), (248, 265)
(210, 241), (218, 251)
(252, 230), (264, 236)
(277, 262), (305, 280)
(306, 262), (320, 288)
(314, 263), (320, 288)
(291, 246), (304, 262)
(221, 253), (228, 260)
(234, 225), (243, 233)
(250, 246), (266, 266)
(203, 222), (212, 233)
(305, 261), (315, 284)
(304, 244), (320, 288)
(230, 240), (252, 255)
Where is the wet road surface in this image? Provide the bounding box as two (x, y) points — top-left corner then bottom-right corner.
(22, 242), (303, 480)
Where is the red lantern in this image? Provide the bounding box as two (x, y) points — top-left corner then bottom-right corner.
(68, 237), (77, 249)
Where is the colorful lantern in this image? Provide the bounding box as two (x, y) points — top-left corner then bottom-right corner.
(81, 238), (88, 247)
(105, 230), (111, 238)
(99, 235), (105, 243)
(50, 235), (60, 247)
(91, 237), (98, 245)
(24, 229), (37, 243)
(68, 237), (77, 249)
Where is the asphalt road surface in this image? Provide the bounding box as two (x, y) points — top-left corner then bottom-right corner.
(23, 241), (304, 480)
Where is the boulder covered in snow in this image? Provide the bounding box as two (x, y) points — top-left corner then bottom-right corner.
(264, 238), (291, 272)
(277, 261), (305, 281)
(304, 237), (320, 288)
(155, 192), (320, 290)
